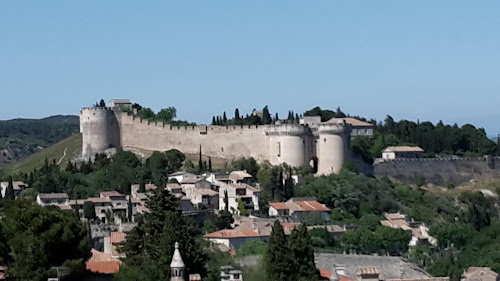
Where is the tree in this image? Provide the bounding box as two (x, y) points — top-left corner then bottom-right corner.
(237, 197), (249, 216)
(139, 177), (146, 193)
(118, 187), (207, 280)
(235, 108), (240, 121)
(265, 220), (292, 281)
(238, 240), (267, 257)
(212, 116), (216, 125)
(208, 157), (213, 172)
(127, 196), (133, 222)
(198, 145), (203, 174)
(157, 107), (177, 123)
(223, 112), (227, 124)
(83, 201), (96, 220)
(288, 224), (319, 281)
(0, 199), (90, 281)
(3, 176), (15, 201)
(99, 99), (106, 107)
(262, 106), (272, 124)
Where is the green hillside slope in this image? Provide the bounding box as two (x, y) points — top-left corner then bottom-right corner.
(1, 133), (82, 175)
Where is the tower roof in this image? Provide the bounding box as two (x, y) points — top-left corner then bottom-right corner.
(170, 242), (185, 268)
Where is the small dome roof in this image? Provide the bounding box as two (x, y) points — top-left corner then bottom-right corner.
(170, 242), (185, 268)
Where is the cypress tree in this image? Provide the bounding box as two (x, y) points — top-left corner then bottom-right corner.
(223, 112), (227, 124)
(289, 224), (319, 280)
(127, 196), (133, 222)
(208, 157), (212, 172)
(4, 176), (15, 201)
(275, 112), (279, 122)
(265, 220), (292, 281)
(262, 106), (272, 124)
(216, 116), (220, 125)
(139, 177), (146, 193)
(198, 145), (203, 174)
(211, 116), (216, 125)
(235, 108), (240, 120)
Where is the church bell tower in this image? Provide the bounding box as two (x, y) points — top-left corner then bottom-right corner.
(170, 242), (185, 281)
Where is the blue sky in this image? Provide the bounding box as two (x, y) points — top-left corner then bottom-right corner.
(1, 1), (499, 135)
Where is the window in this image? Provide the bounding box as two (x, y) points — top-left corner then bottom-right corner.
(233, 274), (240, 279)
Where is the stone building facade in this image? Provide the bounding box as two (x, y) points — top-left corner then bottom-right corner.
(80, 103), (373, 174)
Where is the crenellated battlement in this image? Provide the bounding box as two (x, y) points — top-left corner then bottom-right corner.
(265, 124), (310, 136)
(80, 106), (116, 114)
(317, 123), (352, 135)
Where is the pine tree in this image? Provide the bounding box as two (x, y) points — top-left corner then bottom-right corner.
(208, 157), (212, 172)
(289, 224), (319, 280)
(4, 176), (15, 201)
(265, 220), (292, 281)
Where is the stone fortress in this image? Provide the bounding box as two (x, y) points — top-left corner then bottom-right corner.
(80, 99), (374, 174)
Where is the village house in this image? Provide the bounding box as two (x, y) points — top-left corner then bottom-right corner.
(36, 193), (69, 206)
(0, 181), (28, 199)
(168, 171), (198, 184)
(319, 264), (353, 281)
(380, 212), (437, 247)
(84, 197), (113, 223)
(218, 183), (260, 214)
(104, 231), (127, 259)
(184, 187), (219, 210)
(181, 177), (212, 190)
(461, 267), (499, 281)
(108, 98), (132, 109)
(229, 171), (254, 185)
(85, 248), (121, 276)
(268, 197), (330, 221)
(382, 146), (424, 160)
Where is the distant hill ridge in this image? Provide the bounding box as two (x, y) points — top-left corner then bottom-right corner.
(0, 115), (79, 167)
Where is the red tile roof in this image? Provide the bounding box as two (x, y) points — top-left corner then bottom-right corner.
(320, 269), (353, 281)
(85, 249), (121, 274)
(204, 228), (263, 239)
(296, 201), (330, 212)
(110, 232), (127, 244)
(270, 202), (289, 210)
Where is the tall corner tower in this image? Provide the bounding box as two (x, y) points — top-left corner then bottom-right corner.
(266, 124), (309, 167)
(316, 121), (352, 174)
(80, 107), (121, 159)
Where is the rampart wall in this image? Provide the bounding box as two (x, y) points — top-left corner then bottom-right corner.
(374, 157), (500, 186)
(119, 113), (274, 163)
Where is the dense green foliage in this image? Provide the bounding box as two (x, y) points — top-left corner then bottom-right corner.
(237, 240), (267, 257)
(0, 199), (90, 281)
(2, 149), (186, 201)
(265, 221), (319, 281)
(124, 104), (195, 126)
(115, 187), (207, 280)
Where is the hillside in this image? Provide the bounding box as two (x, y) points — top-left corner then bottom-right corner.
(0, 115), (79, 166)
(0, 133), (82, 175)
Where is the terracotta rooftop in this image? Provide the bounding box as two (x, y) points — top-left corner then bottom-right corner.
(204, 228), (263, 239)
(110, 231), (127, 244)
(229, 171), (253, 180)
(270, 202), (289, 210)
(295, 201), (330, 212)
(100, 191), (124, 197)
(326, 117), (373, 127)
(384, 146), (424, 153)
(181, 177), (206, 184)
(357, 267), (380, 276)
(85, 249), (121, 274)
(320, 269), (353, 281)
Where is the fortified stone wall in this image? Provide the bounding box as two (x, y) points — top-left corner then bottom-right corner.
(374, 157), (500, 186)
(119, 113), (275, 163)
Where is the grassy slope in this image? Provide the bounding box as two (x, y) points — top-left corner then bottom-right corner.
(1, 133), (82, 175)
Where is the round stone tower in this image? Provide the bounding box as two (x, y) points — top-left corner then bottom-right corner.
(316, 121), (352, 174)
(266, 124), (309, 167)
(80, 107), (121, 159)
